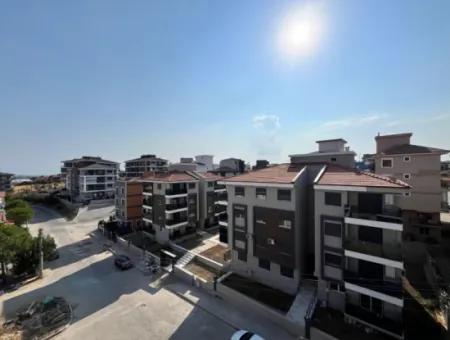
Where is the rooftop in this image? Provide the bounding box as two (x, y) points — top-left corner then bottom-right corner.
(62, 156), (118, 164)
(289, 150), (356, 158)
(140, 171), (197, 183)
(124, 155), (168, 163)
(375, 132), (413, 140)
(316, 165), (410, 188)
(381, 144), (449, 155)
(316, 138), (347, 143)
(221, 164), (304, 184)
(191, 172), (224, 181)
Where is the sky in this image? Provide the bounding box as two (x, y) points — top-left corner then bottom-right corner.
(1, 0), (450, 175)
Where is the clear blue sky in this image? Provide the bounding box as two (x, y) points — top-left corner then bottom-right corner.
(1, 0), (450, 175)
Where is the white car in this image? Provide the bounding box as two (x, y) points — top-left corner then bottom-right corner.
(231, 330), (264, 340)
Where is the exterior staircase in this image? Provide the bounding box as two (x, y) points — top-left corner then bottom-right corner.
(175, 251), (195, 268)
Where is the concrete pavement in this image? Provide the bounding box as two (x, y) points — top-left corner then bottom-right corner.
(0, 204), (295, 340)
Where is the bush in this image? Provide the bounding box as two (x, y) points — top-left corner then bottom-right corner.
(6, 206), (34, 226)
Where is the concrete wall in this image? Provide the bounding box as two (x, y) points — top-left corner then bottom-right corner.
(290, 154), (355, 168)
(375, 153), (441, 213)
(311, 327), (339, 340)
(226, 184), (300, 294)
(216, 279), (304, 336)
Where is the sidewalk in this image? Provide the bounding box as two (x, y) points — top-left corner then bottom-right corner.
(165, 281), (295, 340)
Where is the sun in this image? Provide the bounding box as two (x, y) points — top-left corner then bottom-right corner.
(277, 2), (326, 60)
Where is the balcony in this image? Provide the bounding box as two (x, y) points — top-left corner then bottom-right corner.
(215, 191), (228, 202)
(344, 239), (403, 265)
(143, 212), (153, 223)
(214, 183), (226, 191)
(345, 207), (403, 231)
(345, 303), (403, 338)
(165, 202), (188, 213)
(165, 188), (188, 196)
(166, 216), (188, 229)
(344, 270), (403, 299)
(218, 213), (228, 227)
(215, 205), (227, 216)
(143, 198), (153, 207)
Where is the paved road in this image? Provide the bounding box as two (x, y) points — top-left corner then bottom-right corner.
(0, 205), (294, 340)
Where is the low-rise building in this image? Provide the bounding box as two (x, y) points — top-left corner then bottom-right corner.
(0, 191), (6, 223)
(0, 172), (14, 191)
(374, 133), (449, 242)
(252, 160), (269, 170)
(61, 156), (119, 202)
(140, 171), (199, 243)
(219, 158), (246, 173)
(124, 154), (168, 178)
(195, 155), (215, 171)
(313, 164), (409, 339)
(115, 179), (143, 227)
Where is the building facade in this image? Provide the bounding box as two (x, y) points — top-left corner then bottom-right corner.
(374, 133), (449, 242)
(314, 164), (409, 339)
(140, 171), (199, 243)
(0, 172), (13, 192)
(124, 154), (168, 178)
(61, 156), (119, 202)
(115, 179), (143, 226)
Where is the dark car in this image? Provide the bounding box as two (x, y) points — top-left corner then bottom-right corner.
(114, 255), (133, 270)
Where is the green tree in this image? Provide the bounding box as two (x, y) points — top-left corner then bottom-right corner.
(5, 198), (28, 211)
(0, 224), (33, 278)
(6, 206), (34, 226)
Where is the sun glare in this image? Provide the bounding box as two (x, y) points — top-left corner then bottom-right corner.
(277, 2), (326, 61)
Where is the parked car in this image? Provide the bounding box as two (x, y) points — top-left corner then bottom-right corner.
(114, 255), (133, 270)
(231, 330), (264, 340)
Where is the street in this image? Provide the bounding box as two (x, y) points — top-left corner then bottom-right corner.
(0, 205), (294, 340)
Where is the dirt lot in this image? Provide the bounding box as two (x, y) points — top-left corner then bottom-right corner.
(200, 244), (230, 264)
(184, 261), (219, 281)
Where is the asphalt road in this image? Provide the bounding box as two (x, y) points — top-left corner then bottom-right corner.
(0, 205), (294, 340)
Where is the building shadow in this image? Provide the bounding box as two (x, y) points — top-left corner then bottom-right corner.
(1, 255), (164, 326)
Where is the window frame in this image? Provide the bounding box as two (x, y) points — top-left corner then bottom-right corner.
(403, 156), (411, 162)
(324, 192), (342, 206)
(277, 189), (291, 201)
(255, 187), (267, 200)
(381, 158), (393, 168)
(235, 186), (245, 197)
(324, 220), (342, 237)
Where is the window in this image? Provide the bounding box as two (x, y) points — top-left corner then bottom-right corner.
(324, 221), (341, 237)
(259, 258), (270, 270)
(256, 188), (266, 199)
(360, 295), (382, 314)
(235, 186), (245, 197)
(381, 158), (393, 168)
(279, 219), (292, 230)
(404, 192), (411, 197)
(207, 182), (213, 188)
(331, 157), (337, 162)
(189, 183), (195, 189)
(419, 227), (430, 235)
(277, 189), (291, 201)
(403, 173), (411, 180)
(360, 294), (370, 310)
(280, 266), (294, 278)
(384, 194), (394, 206)
(157, 183), (162, 190)
(237, 251), (247, 262)
(324, 252), (342, 267)
(403, 156), (411, 162)
(325, 192), (341, 206)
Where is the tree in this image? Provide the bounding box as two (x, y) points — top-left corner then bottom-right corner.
(0, 224), (33, 278)
(6, 206), (34, 226)
(5, 198), (28, 211)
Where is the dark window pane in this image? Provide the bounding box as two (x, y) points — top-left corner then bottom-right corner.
(278, 189), (291, 201)
(235, 187), (245, 197)
(360, 294), (370, 310)
(238, 251), (247, 262)
(189, 183), (195, 189)
(358, 226), (382, 244)
(324, 221), (341, 237)
(280, 265), (294, 278)
(258, 258), (270, 270)
(324, 252), (342, 267)
(325, 192), (341, 206)
(256, 188), (266, 198)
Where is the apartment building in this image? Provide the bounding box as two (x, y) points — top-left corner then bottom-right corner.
(169, 157), (208, 172)
(0, 191), (6, 223)
(61, 156), (119, 202)
(140, 171), (199, 243)
(219, 158), (246, 173)
(313, 164), (409, 339)
(0, 172), (14, 191)
(220, 164), (309, 294)
(124, 154), (168, 178)
(195, 155), (215, 171)
(189, 172), (226, 230)
(115, 179), (143, 226)
(374, 133), (449, 241)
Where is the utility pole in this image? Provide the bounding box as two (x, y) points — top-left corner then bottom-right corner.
(38, 228), (44, 279)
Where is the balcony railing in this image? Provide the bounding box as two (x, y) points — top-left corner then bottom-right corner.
(143, 213), (153, 221)
(345, 303), (403, 337)
(166, 202), (188, 211)
(344, 271), (403, 298)
(344, 240), (402, 262)
(215, 205), (227, 215)
(143, 199), (153, 206)
(214, 184), (226, 190)
(166, 216), (188, 226)
(215, 192), (228, 201)
(166, 188), (187, 196)
(345, 206), (403, 224)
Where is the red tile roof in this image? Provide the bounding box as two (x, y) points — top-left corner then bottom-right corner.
(140, 171), (197, 183)
(195, 172), (225, 181)
(222, 164), (304, 184)
(316, 165), (410, 188)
